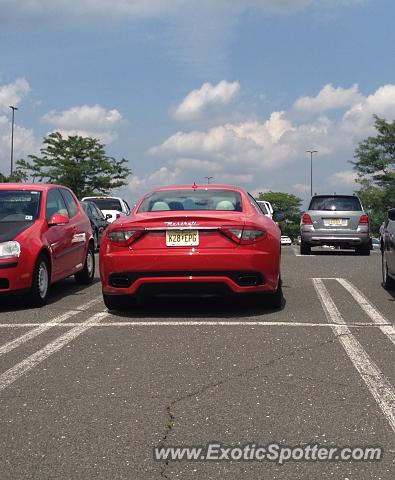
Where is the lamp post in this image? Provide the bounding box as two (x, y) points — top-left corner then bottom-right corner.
(306, 150), (318, 197)
(204, 176), (213, 184)
(9, 106), (18, 176)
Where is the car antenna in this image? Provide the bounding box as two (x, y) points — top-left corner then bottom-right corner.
(192, 182), (198, 191)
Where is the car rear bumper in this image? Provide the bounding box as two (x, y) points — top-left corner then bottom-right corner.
(301, 227), (370, 247)
(100, 249), (280, 296)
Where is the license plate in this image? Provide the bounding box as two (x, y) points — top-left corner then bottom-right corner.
(166, 230), (199, 246)
(324, 218), (347, 227)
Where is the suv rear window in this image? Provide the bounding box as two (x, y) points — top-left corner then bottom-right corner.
(309, 196), (362, 212)
(138, 189), (243, 212)
(90, 198), (122, 211)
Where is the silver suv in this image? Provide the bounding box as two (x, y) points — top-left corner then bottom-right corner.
(300, 195), (371, 256)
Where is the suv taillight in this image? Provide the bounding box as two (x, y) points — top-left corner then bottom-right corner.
(301, 214), (313, 225)
(107, 227), (145, 245)
(220, 226), (266, 244)
(359, 214), (369, 225)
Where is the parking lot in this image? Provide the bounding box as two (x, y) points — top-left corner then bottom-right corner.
(0, 247), (393, 479)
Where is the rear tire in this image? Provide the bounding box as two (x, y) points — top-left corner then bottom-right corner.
(253, 280), (283, 310)
(382, 252), (395, 290)
(28, 254), (50, 307)
(265, 283), (283, 309)
(356, 244), (370, 256)
(103, 293), (132, 311)
(75, 243), (95, 285)
(300, 241), (311, 255)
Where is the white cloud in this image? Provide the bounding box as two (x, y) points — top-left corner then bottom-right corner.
(342, 84), (395, 136)
(42, 104), (122, 144)
(145, 83), (395, 197)
(329, 170), (357, 186)
(293, 183), (312, 193)
(293, 84), (362, 114)
(173, 81), (240, 121)
(0, 78), (39, 174)
(169, 157), (221, 173)
(0, 78), (31, 112)
(42, 105), (122, 129)
(0, 115), (39, 176)
(127, 166), (184, 199)
(150, 111), (332, 171)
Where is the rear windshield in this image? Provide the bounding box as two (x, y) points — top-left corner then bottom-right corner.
(0, 190), (41, 222)
(90, 198), (122, 211)
(309, 196), (362, 212)
(138, 189), (243, 212)
(256, 201), (268, 214)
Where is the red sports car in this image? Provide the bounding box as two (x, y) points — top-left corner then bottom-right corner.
(100, 185), (283, 310)
(0, 184), (95, 306)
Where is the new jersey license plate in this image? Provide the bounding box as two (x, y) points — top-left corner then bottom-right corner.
(166, 230), (199, 247)
(324, 218), (347, 227)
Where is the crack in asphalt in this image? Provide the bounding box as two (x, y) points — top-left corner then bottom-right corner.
(157, 330), (353, 479)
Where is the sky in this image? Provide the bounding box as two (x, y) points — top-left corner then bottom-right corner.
(1, 0), (395, 206)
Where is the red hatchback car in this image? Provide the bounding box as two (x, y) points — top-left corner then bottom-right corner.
(0, 184), (95, 306)
(100, 185), (282, 310)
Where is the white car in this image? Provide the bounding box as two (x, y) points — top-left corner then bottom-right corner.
(256, 200), (273, 219)
(81, 196), (131, 223)
(281, 235), (292, 246)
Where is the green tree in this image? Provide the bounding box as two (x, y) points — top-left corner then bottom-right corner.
(16, 132), (131, 198)
(352, 115), (395, 235)
(0, 171), (27, 183)
(257, 191), (303, 239)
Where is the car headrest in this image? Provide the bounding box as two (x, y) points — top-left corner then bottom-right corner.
(216, 200), (235, 211)
(151, 201), (170, 211)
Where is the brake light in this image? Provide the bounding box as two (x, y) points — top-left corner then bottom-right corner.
(107, 227), (145, 245)
(359, 214), (369, 225)
(220, 226), (266, 244)
(301, 214), (313, 225)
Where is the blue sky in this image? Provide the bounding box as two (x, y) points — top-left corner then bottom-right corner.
(1, 0), (394, 206)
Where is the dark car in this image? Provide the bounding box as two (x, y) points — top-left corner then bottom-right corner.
(381, 208), (395, 290)
(80, 201), (110, 251)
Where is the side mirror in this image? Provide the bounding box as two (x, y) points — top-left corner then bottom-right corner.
(273, 211), (285, 223)
(48, 214), (69, 226)
(388, 208), (395, 221)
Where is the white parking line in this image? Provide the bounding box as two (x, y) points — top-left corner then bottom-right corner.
(313, 278), (395, 433)
(0, 297), (102, 357)
(0, 311), (108, 393)
(337, 278), (395, 346)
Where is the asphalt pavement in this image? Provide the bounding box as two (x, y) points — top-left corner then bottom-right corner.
(0, 247), (394, 479)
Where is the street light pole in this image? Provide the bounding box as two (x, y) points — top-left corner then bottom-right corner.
(9, 106), (18, 176)
(306, 150), (318, 197)
(204, 176), (213, 184)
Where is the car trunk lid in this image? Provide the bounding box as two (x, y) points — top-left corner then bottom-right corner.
(124, 212), (246, 249)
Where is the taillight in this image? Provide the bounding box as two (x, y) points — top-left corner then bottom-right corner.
(359, 214), (369, 225)
(301, 214), (313, 225)
(107, 227), (145, 245)
(220, 226), (266, 244)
